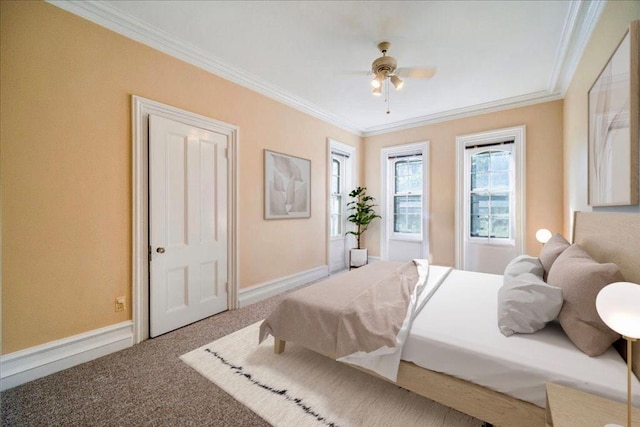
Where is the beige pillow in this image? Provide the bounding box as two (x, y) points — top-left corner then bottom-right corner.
(547, 244), (623, 356)
(539, 233), (570, 275)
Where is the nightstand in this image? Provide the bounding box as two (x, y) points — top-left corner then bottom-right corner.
(546, 383), (640, 427)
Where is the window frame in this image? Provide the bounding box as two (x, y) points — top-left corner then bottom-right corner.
(327, 138), (357, 274)
(390, 155), (423, 241)
(380, 141), (430, 262)
(465, 144), (515, 245)
(454, 125), (526, 270)
(329, 154), (346, 239)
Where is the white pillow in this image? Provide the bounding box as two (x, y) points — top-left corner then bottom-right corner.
(498, 256), (563, 337)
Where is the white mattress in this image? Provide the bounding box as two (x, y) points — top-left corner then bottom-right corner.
(402, 269), (640, 408)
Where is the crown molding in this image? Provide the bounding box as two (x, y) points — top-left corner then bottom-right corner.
(362, 91), (563, 136)
(548, 0), (606, 95)
(48, 0), (603, 139)
(47, 0), (364, 136)
(364, 0), (603, 137)
(547, 0), (583, 93)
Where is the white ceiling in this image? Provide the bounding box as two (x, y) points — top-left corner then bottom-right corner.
(51, 1), (604, 135)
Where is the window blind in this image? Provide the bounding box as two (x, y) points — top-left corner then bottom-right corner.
(465, 140), (514, 150)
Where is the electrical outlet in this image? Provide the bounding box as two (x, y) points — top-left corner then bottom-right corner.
(115, 296), (125, 312)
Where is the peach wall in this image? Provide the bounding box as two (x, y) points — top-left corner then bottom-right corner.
(0, 1), (360, 354)
(364, 101), (564, 266)
(563, 4), (640, 236)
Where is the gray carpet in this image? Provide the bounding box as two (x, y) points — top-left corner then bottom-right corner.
(1, 293), (288, 426)
(1, 287), (488, 427)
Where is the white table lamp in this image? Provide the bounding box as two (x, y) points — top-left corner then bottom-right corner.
(536, 228), (552, 244)
(596, 282), (640, 427)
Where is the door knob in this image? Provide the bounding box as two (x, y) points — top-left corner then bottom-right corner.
(156, 247), (166, 254)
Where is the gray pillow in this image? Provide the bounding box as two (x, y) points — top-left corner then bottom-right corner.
(498, 271), (563, 337)
(547, 244), (623, 356)
(539, 233), (570, 275)
(503, 255), (545, 281)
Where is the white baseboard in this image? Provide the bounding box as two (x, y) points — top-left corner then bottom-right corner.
(0, 321), (133, 391)
(239, 265), (329, 307)
(368, 256), (381, 263)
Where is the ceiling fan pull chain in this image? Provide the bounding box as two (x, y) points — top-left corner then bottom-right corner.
(386, 78), (391, 114)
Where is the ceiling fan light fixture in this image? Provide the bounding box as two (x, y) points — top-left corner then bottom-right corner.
(371, 72), (385, 88)
(390, 75), (404, 90)
(366, 41), (435, 113)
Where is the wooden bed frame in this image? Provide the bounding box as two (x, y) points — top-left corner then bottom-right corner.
(272, 211), (640, 427)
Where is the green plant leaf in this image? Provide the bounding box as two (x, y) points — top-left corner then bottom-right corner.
(344, 186), (381, 249)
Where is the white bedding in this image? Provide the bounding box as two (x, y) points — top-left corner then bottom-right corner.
(402, 268), (640, 408)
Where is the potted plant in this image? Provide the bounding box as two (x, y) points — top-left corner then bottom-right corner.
(346, 186), (381, 268)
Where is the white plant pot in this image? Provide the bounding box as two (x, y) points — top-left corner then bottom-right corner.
(350, 248), (368, 268)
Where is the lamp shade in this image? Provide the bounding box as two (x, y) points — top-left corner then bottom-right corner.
(371, 72), (384, 89)
(596, 282), (640, 339)
(390, 75), (404, 90)
(535, 228), (552, 244)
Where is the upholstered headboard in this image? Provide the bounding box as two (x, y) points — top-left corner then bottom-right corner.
(572, 211), (640, 380)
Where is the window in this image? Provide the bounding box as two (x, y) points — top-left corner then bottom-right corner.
(328, 139), (356, 273)
(391, 155), (423, 237)
(467, 144), (514, 241)
(330, 154), (345, 237)
(456, 126), (525, 272)
(381, 141), (429, 261)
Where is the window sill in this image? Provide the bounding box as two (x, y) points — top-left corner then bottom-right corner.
(466, 238), (515, 247)
(390, 235), (422, 243)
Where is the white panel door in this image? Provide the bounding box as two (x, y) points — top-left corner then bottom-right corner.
(149, 114), (228, 337)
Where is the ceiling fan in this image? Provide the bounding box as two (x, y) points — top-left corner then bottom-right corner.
(368, 41), (436, 114)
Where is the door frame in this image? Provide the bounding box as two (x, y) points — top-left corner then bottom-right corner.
(326, 138), (357, 273)
(455, 125), (526, 270)
(132, 95), (238, 344)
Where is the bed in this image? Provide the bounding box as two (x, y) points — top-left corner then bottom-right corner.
(259, 212), (640, 426)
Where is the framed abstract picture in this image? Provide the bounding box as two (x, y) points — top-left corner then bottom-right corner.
(588, 20), (639, 206)
(264, 150), (311, 219)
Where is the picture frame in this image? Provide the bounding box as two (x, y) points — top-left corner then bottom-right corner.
(264, 149), (311, 219)
(588, 20), (639, 206)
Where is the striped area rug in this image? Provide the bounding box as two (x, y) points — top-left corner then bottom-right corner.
(181, 322), (482, 427)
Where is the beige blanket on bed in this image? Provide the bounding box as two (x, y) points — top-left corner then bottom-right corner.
(258, 261), (419, 358)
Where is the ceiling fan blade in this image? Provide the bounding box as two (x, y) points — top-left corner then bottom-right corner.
(333, 70), (372, 78)
(396, 67), (437, 79)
